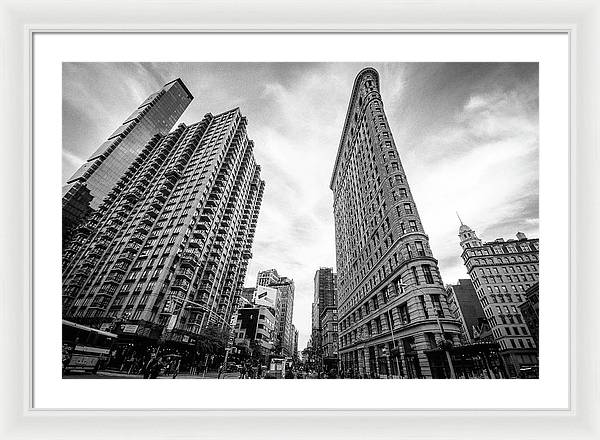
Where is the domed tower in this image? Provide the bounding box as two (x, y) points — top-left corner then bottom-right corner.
(457, 213), (482, 251)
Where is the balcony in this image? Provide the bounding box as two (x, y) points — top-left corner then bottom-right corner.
(96, 239), (110, 249)
(110, 216), (124, 227)
(172, 279), (190, 291)
(192, 229), (205, 239)
(150, 198), (162, 209)
(112, 263), (129, 273)
(116, 251), (134, 264)
(198, 283), (212, 293)
(157, 184), (171, 196)
(165, 168), (182, 180)
(75, 224), (92, 237)
(125, 189), (142, 201)
(140, 215), (154, 226)
(74, 267), (90, 277)
(204, 263), (217, 274)
(88, 247), (102, 258)
(146, 207), (160, 218)
(135, 224), (151, 235)
(201, 272), (215, 283)
(179, 252), (199, 267)
(105, 273), (123, 284)
(176, 268), (194, 280)
(130, 234), (145, 244)
(154, 191), (167, 203)
(123, 244), (140, 256)
(189, 238), (202, 249)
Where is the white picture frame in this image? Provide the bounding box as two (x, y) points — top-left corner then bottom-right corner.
(1, 0), (598, 438)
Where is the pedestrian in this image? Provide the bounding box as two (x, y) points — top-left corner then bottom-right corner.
(143, 356), (157, 379)
(148, 356), (163, 379)
(239, 364), (246, 379)
(172, 358), (181, 379)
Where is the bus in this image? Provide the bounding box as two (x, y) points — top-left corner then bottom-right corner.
(62, 320), (118, 374)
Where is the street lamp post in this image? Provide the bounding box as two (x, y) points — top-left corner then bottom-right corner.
(434, 308), (456, 379)
(385, 307), (402, 378)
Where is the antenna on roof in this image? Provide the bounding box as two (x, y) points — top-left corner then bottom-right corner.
(456, 212), (464, 226)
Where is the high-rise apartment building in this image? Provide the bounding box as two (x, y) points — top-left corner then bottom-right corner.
(62, 107), (265, 355)
(459, 223), (539, 376)
(331, 68), (462, 379)
(62, 79), (193, 246)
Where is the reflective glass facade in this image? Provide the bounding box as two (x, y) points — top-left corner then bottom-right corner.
(62, 79), (193, 244)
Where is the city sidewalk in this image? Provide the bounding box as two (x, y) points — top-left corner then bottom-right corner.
(93, 370), (242, 379)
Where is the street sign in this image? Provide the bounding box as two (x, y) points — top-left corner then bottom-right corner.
(167, 314), (177, 331)
(121, 324), (138, 334)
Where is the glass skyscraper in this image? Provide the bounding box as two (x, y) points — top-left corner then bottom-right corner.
(62, 78), (193, 245)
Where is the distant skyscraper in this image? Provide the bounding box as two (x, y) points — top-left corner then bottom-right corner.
(459, 223), (539, 377)
(272, 277), (295, 356)
(62, 107), (265, 352)
(312, 268), (339, 367)
(62, 79), (193, 245)
(331, 68), (462, 379)
(255, 269), (295, 356)
(256, 269), (280, 287)
(445, 279), (488, 343)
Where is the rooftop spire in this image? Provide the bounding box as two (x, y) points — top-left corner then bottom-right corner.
(456, 211), (464, 226)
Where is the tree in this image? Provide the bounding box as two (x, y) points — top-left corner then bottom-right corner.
(196, 325), (229, 357)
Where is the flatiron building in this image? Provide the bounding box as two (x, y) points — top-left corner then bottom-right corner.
(331, 68), (462, 378)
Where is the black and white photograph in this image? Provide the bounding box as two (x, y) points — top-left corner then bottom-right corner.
(61, 62), (540, 380)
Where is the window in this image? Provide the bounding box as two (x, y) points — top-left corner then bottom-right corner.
(415, 241), (425, 256)
(430, 294), (444, 317)
(404, 203), (413, 214)
(398, 303), (410, 324)
(409, 220), (418, 232)
(412, 266), (420, 285)
(422, 265), (434, 284)
(419, 295), (429, 319)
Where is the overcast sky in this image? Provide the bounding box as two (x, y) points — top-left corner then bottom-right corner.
(63, 62), (539, 350)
